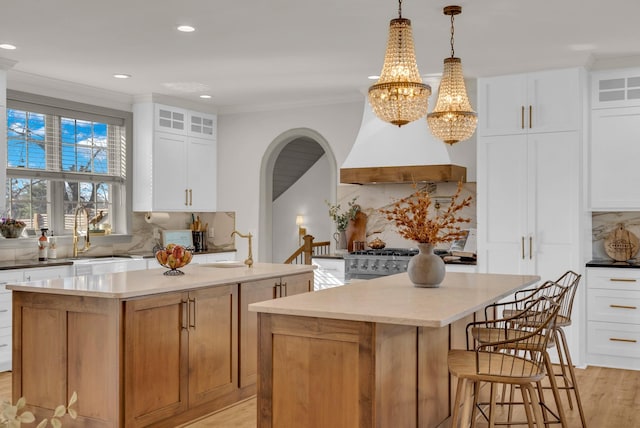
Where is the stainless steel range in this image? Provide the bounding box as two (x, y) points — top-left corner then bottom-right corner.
(344, 248), (419, 281)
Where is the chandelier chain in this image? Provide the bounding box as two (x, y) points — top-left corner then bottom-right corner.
(398, 0), (402, 18)
(450, 12), (455, 58)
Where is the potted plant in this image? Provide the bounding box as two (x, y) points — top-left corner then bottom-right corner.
(326, 197), (360, 251)
(380, 182), (471, 287)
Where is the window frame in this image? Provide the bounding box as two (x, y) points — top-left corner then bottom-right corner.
(5, 90), (133, 237)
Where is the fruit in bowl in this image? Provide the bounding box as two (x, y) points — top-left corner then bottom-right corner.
(0, 219), (26, 239)
(155, 244), (193, 275)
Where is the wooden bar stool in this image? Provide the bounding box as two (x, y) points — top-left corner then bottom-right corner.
(448, 294), (564, 428)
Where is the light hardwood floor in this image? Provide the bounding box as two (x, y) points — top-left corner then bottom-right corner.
(1, 365), (639, 427)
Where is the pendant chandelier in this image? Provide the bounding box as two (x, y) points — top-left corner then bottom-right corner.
(368, 0), (431, 127)
(427, 5), (477, 145)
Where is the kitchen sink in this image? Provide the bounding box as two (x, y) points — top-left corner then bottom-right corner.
(70, 256), (133, 264)
(200, 261), (245, 268)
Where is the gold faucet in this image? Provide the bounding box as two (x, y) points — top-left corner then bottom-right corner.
(231, 230), (253, 267)
(73, 205), (91, 258)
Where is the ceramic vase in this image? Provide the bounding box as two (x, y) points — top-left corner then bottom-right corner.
(407, 243), (446, 287)
(333, 230), (348, 252)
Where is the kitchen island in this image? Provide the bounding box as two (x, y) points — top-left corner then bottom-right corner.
(8, 262), (315, 428)
(250, 271), (539, 428)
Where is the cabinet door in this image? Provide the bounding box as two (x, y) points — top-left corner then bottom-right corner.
(188, 284), (238, 407)
(155, 104), (187, 134)
(152, 131), (189, 211)
(124, 292), (189, 427)
(23, 266), (72, 281)
(477, 134), (528, 274)
(590, 106), (640, 209)
(528, 131), (581, 281)
(478, 74), (527, 136)
(526, 68), (581, 133)
(283, 272), (313, 296)
(187, 136), (217, 211)
(239, 279), (277, 387)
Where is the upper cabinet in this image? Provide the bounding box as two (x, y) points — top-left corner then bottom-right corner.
(133, 103), (217, 212)
(478, 68), (581, 136)
(590, 69), (640, 210)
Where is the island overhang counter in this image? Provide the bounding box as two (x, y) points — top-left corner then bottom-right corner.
(7, 262), (315, 428)
(249, 271), (540, 428)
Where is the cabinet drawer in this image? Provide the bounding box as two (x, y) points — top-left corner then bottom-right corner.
(0, 293), (11, 328)
(587, 268), (640, 291)
(588, 289), (640, 324)
(0, 327), (11, 364)
(587, 321), (640, 358)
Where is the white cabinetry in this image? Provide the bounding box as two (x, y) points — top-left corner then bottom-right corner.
(0, 270), (22, 372)
(477, 68), (584, 364)
(23, 265), (73, 282)
(587, 268), (640, 370)
(478, 68), (581, 136)
(313, 257), (345, 290)
(133, 103), (217, 212)
(590, 68), (640, 210)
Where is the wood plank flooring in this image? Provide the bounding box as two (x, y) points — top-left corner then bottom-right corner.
(1, 365), (638, 427)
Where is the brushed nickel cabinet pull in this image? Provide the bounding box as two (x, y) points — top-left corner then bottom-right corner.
(521, 237), (525, 260)
(189, 189), (193, 206)
(282, 282), (288, 296)
(0, 309), (8, 313)
(185, 189), (189, 206)
(529, 236), (533, 260)
(188, 298), (196, 328)
(609, 337), (637, 343)
(521, 106), (525, 129)
(609, 278), (637, 282)
(610, 304), (637, 310)
(0, 344), (7, 348)
(529, 105), (532, 128)
(274, 283), (282, 298)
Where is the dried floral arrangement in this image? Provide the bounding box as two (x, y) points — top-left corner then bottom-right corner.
(380, 181), (472, 244)
(326, 197), (360, 232)
(1, 392), (77, 427)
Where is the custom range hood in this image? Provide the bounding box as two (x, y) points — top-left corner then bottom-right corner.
(340, 101), (466, 184)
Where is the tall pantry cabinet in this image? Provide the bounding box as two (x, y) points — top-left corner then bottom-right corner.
(477, 68), (585, 280)
(476, 68), (586, 364)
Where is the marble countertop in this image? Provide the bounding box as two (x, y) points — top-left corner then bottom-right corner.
(250, 272), (539, 328)
(7, 262), (314, 299)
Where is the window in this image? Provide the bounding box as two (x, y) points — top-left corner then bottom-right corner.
(5, 92), (131, 235)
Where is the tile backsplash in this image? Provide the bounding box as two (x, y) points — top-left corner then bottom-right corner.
(592, 212), (640, 259)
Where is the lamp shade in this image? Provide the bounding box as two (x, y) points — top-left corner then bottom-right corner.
(368, 18), (431, 127)
(427, 57), (477, 144)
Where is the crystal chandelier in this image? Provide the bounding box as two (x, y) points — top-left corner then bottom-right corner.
(368, 0), (431, 127)
(427, 5), (477, 145)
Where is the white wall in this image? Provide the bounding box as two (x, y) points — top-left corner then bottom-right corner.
(272, 154), (332, 263)
(217, 101), (362, 262)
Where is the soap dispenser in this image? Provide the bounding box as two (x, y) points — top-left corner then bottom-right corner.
(38, 228), (48, 261)
(48, 230), (57, 259)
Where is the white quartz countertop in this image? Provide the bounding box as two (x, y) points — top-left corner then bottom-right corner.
(250, 272), (540, 328)
(6, 262), (315, 299)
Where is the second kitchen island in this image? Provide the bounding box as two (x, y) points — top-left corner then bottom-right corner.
(250, 271), (539, 428)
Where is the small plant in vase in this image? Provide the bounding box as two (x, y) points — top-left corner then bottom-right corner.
(326, 197), (360, 251)
(380, 182), (471, 287)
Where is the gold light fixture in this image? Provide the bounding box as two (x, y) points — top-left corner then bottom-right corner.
(296, 215), (306, 245)
(427, 5), (477, 145)
(368, 0), (431, 127)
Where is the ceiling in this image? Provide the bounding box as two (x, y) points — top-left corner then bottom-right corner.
(1, 0), (639, 114)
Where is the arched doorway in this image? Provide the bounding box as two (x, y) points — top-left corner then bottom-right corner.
(259, 128), (337, 262)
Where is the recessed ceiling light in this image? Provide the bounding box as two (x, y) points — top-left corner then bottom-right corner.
(0, 44), (17, 50)
(199, 95), (212, 99)
(177, 25), (196, 33)
(113, 73), (131, 79)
